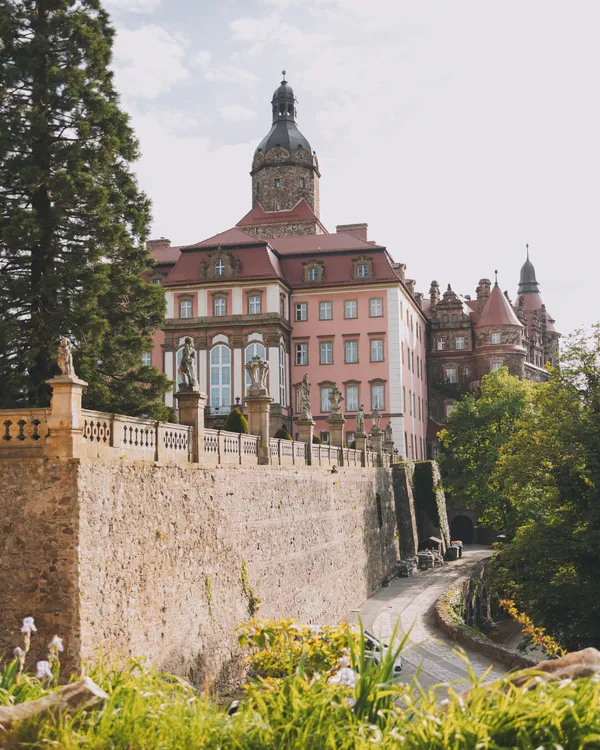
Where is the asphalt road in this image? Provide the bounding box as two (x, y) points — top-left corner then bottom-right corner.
(349, 546), (507, 690)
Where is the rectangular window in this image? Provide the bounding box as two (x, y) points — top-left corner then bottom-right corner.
(455, 336), (465, 350)
(413, 392), (416, 417)
(280, 295), (286, 317)
(371, 384), (385, 410)
(346, 431), (356, 446)
(307, 267), (319, 282)
(437, 338), (446, 350)
(180, 299), (193, 318)
(344, 299), (357, 319)
(464, 366), (470, 377)
(152, 278), (162, 285)
(370, 339), (384, 362)
(141, 352), (152, 366)
(319, 301), (332, 320)
(445, 367), (458, 384)
(214, 297), (226, 316)
(248, 295), (261, 314)
(491, 332), (502, 344)
(295, 343), (308, 366)
(320, 341), (333, 365)
(274, 178), (281, 188)
(320, 431), (330, 443)
(370, 298), (383, 317)
(345, 385), (359, 411)
(321, 387), (333, 413)
(295, 302), (308, 321)
(409, 389), (412, 416)
(345, 340), (358, 363)
(403, 386), (406, 413)
(491, 361), (503, 371)
(356, 263), (370, 278)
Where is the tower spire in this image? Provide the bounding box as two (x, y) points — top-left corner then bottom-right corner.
(518, 244), (540, 294)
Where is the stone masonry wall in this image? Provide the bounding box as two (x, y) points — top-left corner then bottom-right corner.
(1, 459), (397, 688)
(0, 459), (81, 675)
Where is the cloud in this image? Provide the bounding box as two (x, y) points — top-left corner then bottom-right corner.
(112, 25), (190, 99)
(194, 50), (259, 87)
(217, 103), (258, 123)
(104, 0), (162, 14)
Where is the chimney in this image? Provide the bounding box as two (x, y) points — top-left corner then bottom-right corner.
(414, 292), (424, 309)
(429, 280), (440, 306)
(392, 262), (405, 281)
(476, 278), (491, 312)
(405, 279), (415, 295)
(148, 237), (171, 248)
(335, 223), (368, 242)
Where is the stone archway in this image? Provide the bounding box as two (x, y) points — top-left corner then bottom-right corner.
(450, 514), (474, 544)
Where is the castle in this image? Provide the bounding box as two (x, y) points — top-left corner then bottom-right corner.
(146, 74), (559, 460)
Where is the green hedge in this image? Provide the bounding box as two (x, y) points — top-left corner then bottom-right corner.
(223, 408), (249, 434)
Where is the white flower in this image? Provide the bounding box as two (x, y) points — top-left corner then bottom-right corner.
(338, 654), (351, 668)
(558, 678), (572, 689)
(13, 647), (24, 658)
(338, 667), (357, 687)
(21, 617), (37, 634)
(49, 635), (64, 652)
(36, 661), (53, 679)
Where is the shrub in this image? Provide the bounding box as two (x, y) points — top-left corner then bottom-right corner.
(312, 435), (322, 444)
(273, 427), (292, 440)
(222, 408), (249, 434)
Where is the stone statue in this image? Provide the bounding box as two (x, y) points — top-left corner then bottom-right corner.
(355, 404), (365, 434)
(328, 384), (344, 414)
(245, 355), (269, 395)
(298, 373), (312, 420)
(371, 409), (382, 430)
(178, 337), (199, 391)
(57, 336), (75, 378)
(384, 422), (393, 442)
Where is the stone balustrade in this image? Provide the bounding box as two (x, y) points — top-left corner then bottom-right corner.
(0, 409), (50, 457)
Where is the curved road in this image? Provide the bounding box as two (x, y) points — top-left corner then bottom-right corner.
(349, 546), (506, 689)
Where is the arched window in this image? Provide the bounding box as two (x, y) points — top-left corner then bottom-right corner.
(215, 259), (225, 276)
(245, 342), (266, 392)
(279, 343), (286, 406)
(210, 344), (231, 409)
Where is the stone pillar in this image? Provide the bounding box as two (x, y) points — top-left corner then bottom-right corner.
(245, 394), (273, 465)
(326, 412), (345, 448)
(175, 389), (207, 462)
(44, 375), (88, 459)
(295, 417), (315, 465)
(354, 431), (367, 467)
(384, 437), (395, 458)
(370, 426), (383, 456)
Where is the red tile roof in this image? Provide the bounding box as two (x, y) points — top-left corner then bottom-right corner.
(475, 284), (523, 328)
(149, 244), (183, 266)
(165, 245), (286, 286)
(270, 232), (385, 256)
(181, 227), (260, 250)
(280, 249), (399, 288)
(237, 200), (326, 229)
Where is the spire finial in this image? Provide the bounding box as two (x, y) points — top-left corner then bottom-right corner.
(526, 243), (529, 260)
(281, 69), (287, 82)
(494, 269), (498, 286)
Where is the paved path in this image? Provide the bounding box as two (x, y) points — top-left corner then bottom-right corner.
(349, 546), (507, 690)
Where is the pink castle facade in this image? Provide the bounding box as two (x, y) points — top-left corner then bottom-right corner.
(146, 74), (428, 457)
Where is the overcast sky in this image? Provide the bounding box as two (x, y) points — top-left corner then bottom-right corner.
(106, 0), (600, 336)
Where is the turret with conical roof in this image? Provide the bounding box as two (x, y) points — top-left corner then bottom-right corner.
(251, 72), (320, 218)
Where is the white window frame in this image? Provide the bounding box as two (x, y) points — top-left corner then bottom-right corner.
(437, 338), (446, 351)
(248, 295), (261, 315)
(344, 299), (357, 319)
(320, 387), (333, 413)
(210, 344), (231, 409)
(345, 340), (358, 364)
(369, 298), (383, 317)
(141, 352), (152, 366)
(445, 367), (458, 384)
(370, 339), (384, 362)
(320, 341), (333, 365)
(319, 301), (332, 320)
(214, 297), (226, 317)
(307, 267), (319, 282)
(356, 263), (370, 278)
(371, 384), (385, 410)
(295, 343), (308, 366)
(455, 336), (465, 350)
(345, 385), (359, 411)
(295, 302), (308, 321)
(180, 299), (193, 319)
(491, 332), (502, 344)
(279, 343), (286, 406)
(491, 361), (503, 371)
(215, 259), (225, 277)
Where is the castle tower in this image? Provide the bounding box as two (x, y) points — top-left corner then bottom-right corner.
(250, 72), (321, 217)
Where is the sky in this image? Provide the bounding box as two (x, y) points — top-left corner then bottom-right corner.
(105, 0), (600, 336)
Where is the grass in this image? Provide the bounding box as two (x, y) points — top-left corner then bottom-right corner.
(1, 619), (599, 748)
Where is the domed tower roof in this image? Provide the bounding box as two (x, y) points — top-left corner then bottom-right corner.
(518, 244), (540, 294)
(254, 71), (313, 156)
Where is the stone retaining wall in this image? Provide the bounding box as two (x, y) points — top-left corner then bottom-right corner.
(0, 459), (398, 687)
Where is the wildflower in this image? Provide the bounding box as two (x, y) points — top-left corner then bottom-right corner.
(21, 617), (37, 634)
(13, 646), (24, 659)
(36, 661), (53, 679)
(338, 654), (351, 668)
(49, 635), (64, 652)
(338, 667), (357, 687)
(558, 678), (572, 689)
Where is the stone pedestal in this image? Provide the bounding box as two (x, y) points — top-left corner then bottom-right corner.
(44, 376), (88, 459)
(245, 392), (273, 465)
(175, 388), (207, 462)
(295, 417), (315, 464)
(370, 426), (383, 456)
(384, 438), (395, 458)
(354, 431), (367, 452)
(326, 412), (346, 448)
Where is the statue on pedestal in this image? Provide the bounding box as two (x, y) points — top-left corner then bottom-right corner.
(355, 404), (365, 434)
(384, 422), (393, 442)
(298, 374), (312, 420)
(328, 384), (344, 414)
(245, 355), (269, 395)
(57, 336), (75, 378)
(178, 337), (199, 391)
(371, 409), (382, 430)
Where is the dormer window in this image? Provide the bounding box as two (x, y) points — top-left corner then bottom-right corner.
(307, 268), (318, 282)
(356, 264), (370, 279)
(152, 278), (162, 285)
(274, 178), (281, 188)
(491, 332), (502, 344)
(351, 255), (374, 280)
(215, 259), (225, 276)
(303, 261), (324, 283)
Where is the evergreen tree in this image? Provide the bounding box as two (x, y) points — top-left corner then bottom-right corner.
(0, 0), (171, 417)
(223, 408), (249, 434)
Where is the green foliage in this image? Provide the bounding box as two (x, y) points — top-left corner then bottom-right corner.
(312, 434), (322, 444)
(439, 368), (534, 533)
(223, 408), (249, 434)
(0, 0), (171, 418)
(4, 625), (600, 749)
(412, 461), (451, 546)
(241, 559), (261, 617)
(273, 427), (292, 440)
